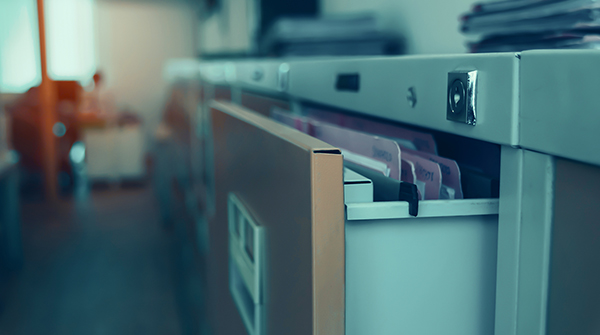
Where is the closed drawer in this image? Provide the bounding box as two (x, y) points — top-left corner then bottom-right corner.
(240, 92), (290, 117)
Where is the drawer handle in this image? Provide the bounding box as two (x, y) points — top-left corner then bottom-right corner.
(228, 193), (265, 335)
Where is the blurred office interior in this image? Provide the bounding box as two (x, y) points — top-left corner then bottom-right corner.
(1, 0), (599, 334)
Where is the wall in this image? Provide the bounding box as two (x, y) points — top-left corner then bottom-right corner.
(322, 0), (474, 55)
(95, 0), (197, 145)
(93, 0), (475, 142)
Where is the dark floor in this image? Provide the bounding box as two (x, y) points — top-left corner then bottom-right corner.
(0, 186), (201, 335)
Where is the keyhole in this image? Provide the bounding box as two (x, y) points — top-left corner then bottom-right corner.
(449, 80), (465, 113)
(453, 92), (461, 105)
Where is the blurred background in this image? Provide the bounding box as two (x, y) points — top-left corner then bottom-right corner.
(0, 0), (593, 334)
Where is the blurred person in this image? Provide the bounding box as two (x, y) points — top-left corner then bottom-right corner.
(159, 82), (191, 145)
(154, 82), (192, 226)
(8, 85), (82, 195)
(5, 88), (43, 175)
(79, 71), (116, 119)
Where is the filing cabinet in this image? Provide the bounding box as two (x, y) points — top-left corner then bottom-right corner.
(189, 50), (600, 335)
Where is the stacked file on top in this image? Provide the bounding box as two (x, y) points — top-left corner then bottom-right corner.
(461, 0), (600, 52)
(260, 14), (405, 57)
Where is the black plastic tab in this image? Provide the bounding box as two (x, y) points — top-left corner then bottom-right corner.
(398, 182), (419, 217)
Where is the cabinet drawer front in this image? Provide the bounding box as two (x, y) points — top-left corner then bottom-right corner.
(209, 101), (344, 335)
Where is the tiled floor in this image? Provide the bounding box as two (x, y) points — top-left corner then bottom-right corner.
(0, 186), (200, 335)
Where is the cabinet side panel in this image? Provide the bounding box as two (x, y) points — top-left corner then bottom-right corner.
(547, 159), (600, 335)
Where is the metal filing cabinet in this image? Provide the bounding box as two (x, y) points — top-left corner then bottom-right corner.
(187, 50), (600, 335)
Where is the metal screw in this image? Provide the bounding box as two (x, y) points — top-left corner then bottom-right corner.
(252, 67), (264, 81)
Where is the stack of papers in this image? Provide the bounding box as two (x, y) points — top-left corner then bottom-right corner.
(260, 14), (405, 57)
(461, 0), (600, 52)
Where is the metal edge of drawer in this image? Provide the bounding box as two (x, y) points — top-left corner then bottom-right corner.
(346, 198), (499, 221)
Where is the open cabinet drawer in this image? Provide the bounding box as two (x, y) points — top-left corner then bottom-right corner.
(346, 200), (498, 335)
(209, 101), (499, 335)
(209, 101), (345, 335)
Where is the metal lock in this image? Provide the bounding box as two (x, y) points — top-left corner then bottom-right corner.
(447, 70), (477, 126)
(277, 63), (290, 92)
